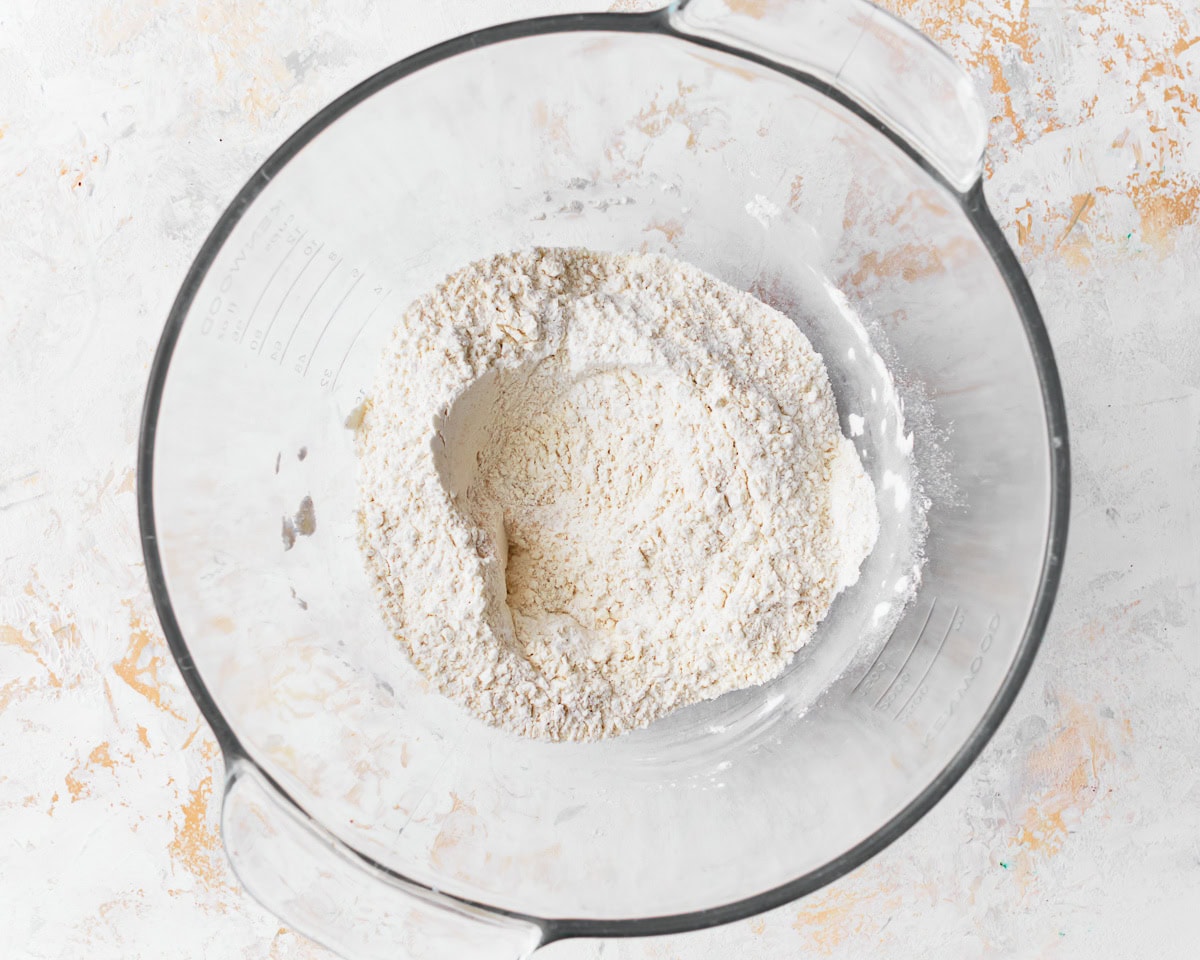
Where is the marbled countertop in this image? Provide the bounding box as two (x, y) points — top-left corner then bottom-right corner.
(2, 1), (1198, 957)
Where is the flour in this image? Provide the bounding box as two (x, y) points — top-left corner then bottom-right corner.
(356, 248), (879, 741)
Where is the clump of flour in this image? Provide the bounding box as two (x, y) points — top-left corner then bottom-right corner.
(356, 248), (879, 741)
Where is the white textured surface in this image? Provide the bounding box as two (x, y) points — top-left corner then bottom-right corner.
(2, 0), (1198, 957)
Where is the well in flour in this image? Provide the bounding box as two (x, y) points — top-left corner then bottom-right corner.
(356, 248), (879, 741)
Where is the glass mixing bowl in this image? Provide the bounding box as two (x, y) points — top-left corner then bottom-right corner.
(138, 1), (1069, 957)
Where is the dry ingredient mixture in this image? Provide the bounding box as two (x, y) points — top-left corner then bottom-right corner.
(356, 248), (879, 741)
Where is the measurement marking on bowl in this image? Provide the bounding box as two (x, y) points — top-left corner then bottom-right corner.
(258, 241), (324, 353)
(304, 274), (363, 376)
(851, 599), (935, 696)
(331, 289), (392, 390)
(851, 636), (891, 694)
(280, 255), (343, 364)
(893, 605), (960, 720)
(238, 229), (305, 344)
(922, 613), (1003, 747)
(194, 196), (392, 396)
(873, 602), (940, 708)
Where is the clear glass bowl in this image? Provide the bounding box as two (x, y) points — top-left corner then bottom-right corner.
(138, 2), (1069, 957)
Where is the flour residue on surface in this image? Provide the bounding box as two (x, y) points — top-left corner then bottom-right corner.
(356, 248), (879, 741)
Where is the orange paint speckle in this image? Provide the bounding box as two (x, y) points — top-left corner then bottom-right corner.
(1016, 213), (1033, 246)
(8, 578), (86, 689)
(103, 676), (119, 723)
(532, 101), (570, 148)
(267, 925), (329, 960)
(430, 792), (484, 873)
(169, 775), (226, 888)
(1015, 807), (1070, 856)
(181, 721), (203, 751)
(981, 50), (1027, 144)
(787, 174), (805, 213)
(0, 623), (62, 689)
(1053, 192), (1098, 267)
(65, 768), (89, 802)
(1127, 170), (1200, 254)
(137, 725), (151, 749)
(885, 0), (1034, 145)
(726, 0), (774, 18)
(1009, 696), (1128, 888)
(646, 218), (685, 245)
(64, 742), (130, 801)
(1173, 35), (1200, 56)
(115, 601), (186, 721)
(842, 237), (975, 291)
(0, 677), (37, 712)
(793, 883), (900, 954)
(1056, 193), (1095, 248)
(632, 82), (706, 150)
(89, 742), (117, 771)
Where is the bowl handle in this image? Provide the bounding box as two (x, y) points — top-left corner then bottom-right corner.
(222, 760), (544, 960)
(667, 0), (987, 192)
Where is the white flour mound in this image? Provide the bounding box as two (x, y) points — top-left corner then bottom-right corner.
(356, 248), (879, 741)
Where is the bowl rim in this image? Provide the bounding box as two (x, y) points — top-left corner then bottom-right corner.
(137, 7), (1070, 942)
